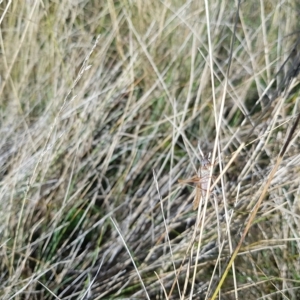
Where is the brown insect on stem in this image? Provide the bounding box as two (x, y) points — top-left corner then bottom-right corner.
(178, 153), (215, 210)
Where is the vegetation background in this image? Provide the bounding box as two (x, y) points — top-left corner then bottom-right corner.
(1, 0), (300, 299)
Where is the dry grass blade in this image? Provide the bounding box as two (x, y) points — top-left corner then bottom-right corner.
(110, 217), (150, 300)
(210, 112), (300, 300)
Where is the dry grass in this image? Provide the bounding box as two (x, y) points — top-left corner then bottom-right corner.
(1, 0), (300, 299)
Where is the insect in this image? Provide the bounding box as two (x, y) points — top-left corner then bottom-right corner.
(178, 153), (215, 210)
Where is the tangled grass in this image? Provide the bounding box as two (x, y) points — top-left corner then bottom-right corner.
(1, 1), (300, 299)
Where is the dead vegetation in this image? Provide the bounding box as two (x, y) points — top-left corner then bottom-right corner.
(1, 1), (300, 299)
